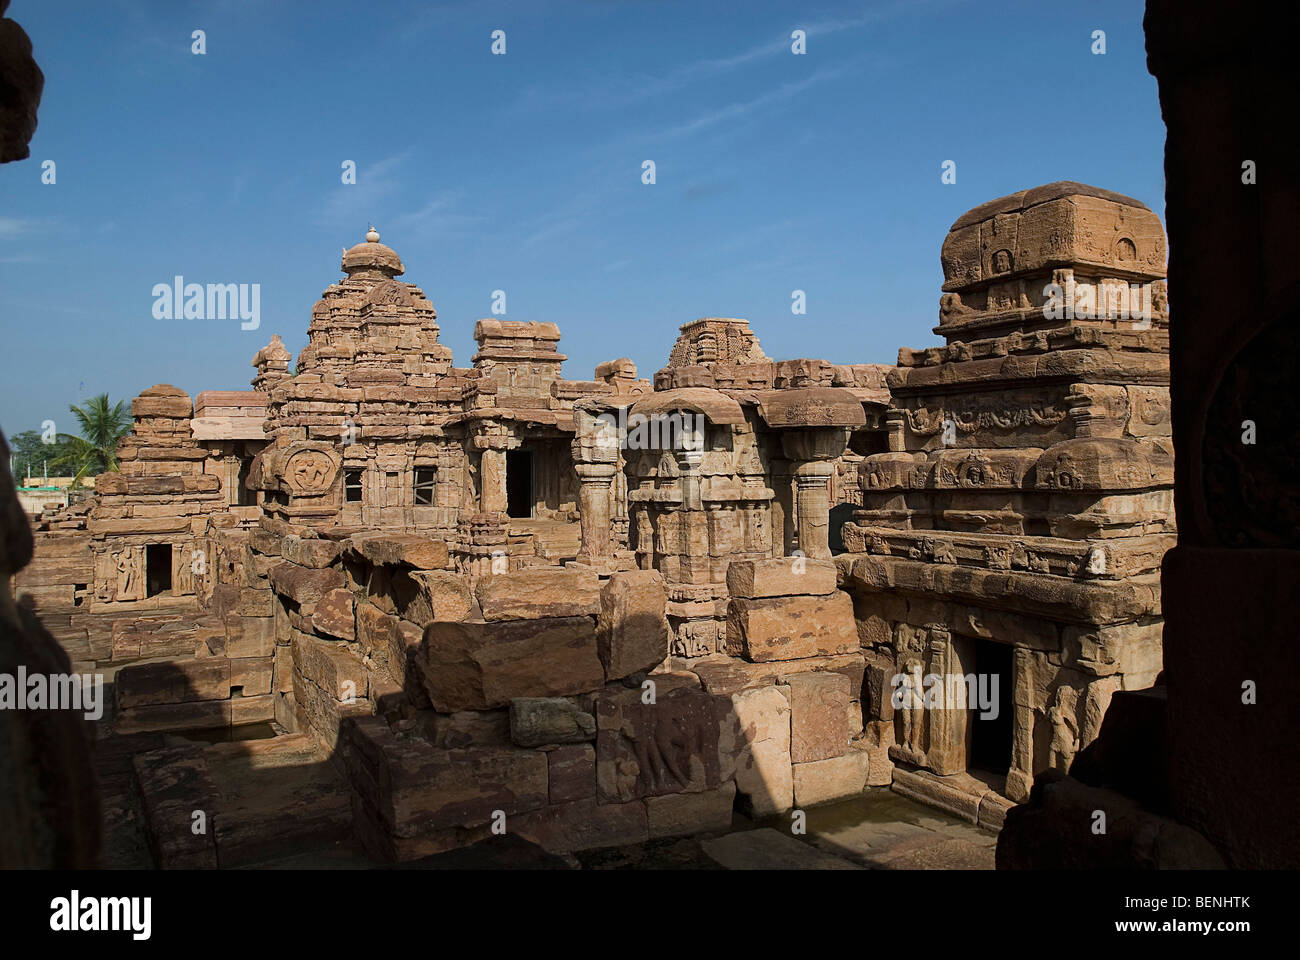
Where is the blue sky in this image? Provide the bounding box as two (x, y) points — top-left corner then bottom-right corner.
(0, 0), (1164, 438)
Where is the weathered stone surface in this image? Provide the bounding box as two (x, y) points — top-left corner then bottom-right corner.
(312, 587), (355, 640)
(475, 568), (600, 621)
(350, 533), (449, 570)
(116, 658), (231, 708)
(787, 671), (850, 763)
(292, 633), (367, 700)
(406, 570), (472, 624)
(595, 680), (728, 804)
(347, 718), (548, 835)
(512, 797), (648, 853)
(726, 557), (838, 598)
(792, 752), (869, 807)
(597, 569), (670, 680)
(547, 743), (596, 804)
(701, 828), (863, 870)
(726, 591), (857, 662)
(509, 697), (596, 747)
(429, 710), (510, 749)
(269, 562), (346, 605)
(646, 782), (736, 838)
(281, 535), (340, 569)
(726, 684), (793, 817)
(420, 617), (604, 711)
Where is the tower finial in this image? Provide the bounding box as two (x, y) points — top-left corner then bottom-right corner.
(365, 225), (380, 243)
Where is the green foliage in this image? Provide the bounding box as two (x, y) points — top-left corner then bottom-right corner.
(49, 394), (132, 486)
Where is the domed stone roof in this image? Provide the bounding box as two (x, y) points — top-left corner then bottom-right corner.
(341, 226), (404, 277)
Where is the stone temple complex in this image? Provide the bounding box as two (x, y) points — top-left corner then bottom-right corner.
(11, 183), (1189, 866)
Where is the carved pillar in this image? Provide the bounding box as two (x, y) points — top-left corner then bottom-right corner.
(479, 447), (506, 514)
(782, 426), (852, 561)
(575, 462), (616, 561)
(793, 461), (834, 560)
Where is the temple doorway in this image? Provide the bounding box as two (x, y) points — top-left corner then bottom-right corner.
(506, 449), (534, 518)
(967, 637), (1014, 777)
(145, 543), (173, 598)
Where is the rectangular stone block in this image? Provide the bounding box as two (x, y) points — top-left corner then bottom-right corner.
(595, 681), (728, 803)
(787, 672), (850, 763)
(726, 557), (838, 599)
(350, 533), (449, 570)
(229, 657), (273, 697)
(292, 633), (368, 701)
(346, 718), (548, 835)
(403, 570), (472, 624)
(726, 685), (793, 817)
(269, 562), (346, 605)
(116, 658), (231, 708)
(509, 697), (596, 748)
(312, 587), (355, 641)
(726, 591), (858, 662)
(547, 743), (596, 804)
(792, 752), (869, 807)
(646, 782), (736, 839)
(475, 568), (600, 622)
(597, 569), (669, 680)
(281, 535), (341, 569)
(420, 616), (603, 712)
(511, 798), (648, 853)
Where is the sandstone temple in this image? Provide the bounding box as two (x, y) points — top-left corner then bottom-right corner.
(12, 182), (1181, 866)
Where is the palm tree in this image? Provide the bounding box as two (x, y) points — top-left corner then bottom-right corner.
(51, 394), (132, 485)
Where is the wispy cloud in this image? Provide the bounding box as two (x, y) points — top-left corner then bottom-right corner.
(391, 190), (488, 238)
(647, 63), (854, 141)
(315, 152), (412, 227)
(0, 218), (33, 238)
(513, 2), (936, 113)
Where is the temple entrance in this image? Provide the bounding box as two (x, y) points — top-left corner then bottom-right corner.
(967, 638), (1014, 776)
(506, 450), (534, 518)
(145, 543), (173, 598)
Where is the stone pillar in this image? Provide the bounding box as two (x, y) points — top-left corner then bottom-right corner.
(479, 447), (506, 514)
(575, 462), (616, 561)
(793, 461), (833, 560)
(782, 427), (852, 561)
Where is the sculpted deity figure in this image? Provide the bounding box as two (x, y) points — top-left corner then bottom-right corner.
(1048, 687), (1080, 771)
(897, 646), (927, 764)
(114, 549), (136, 600)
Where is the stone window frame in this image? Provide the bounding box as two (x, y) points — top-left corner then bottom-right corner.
(344, 468), (364, 503)
(413, 465), (438, 506)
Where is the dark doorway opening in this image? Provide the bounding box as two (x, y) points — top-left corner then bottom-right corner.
(145, 543), (173, 598)
(968, 638), (1014, 775)
(506, 449), (534, 518)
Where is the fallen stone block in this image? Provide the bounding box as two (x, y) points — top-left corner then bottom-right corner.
(726, 557), (838, 599)
(726, 591), (857, 662)
(350, 533), (450, 570)
(312, 587), (355, 641)
(597, 569), (669, 680)
(475, 568), (600, 622)
(420, 616), (603, 711)
(269, 562), (346, 605)
(403, 570), (472, 624)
